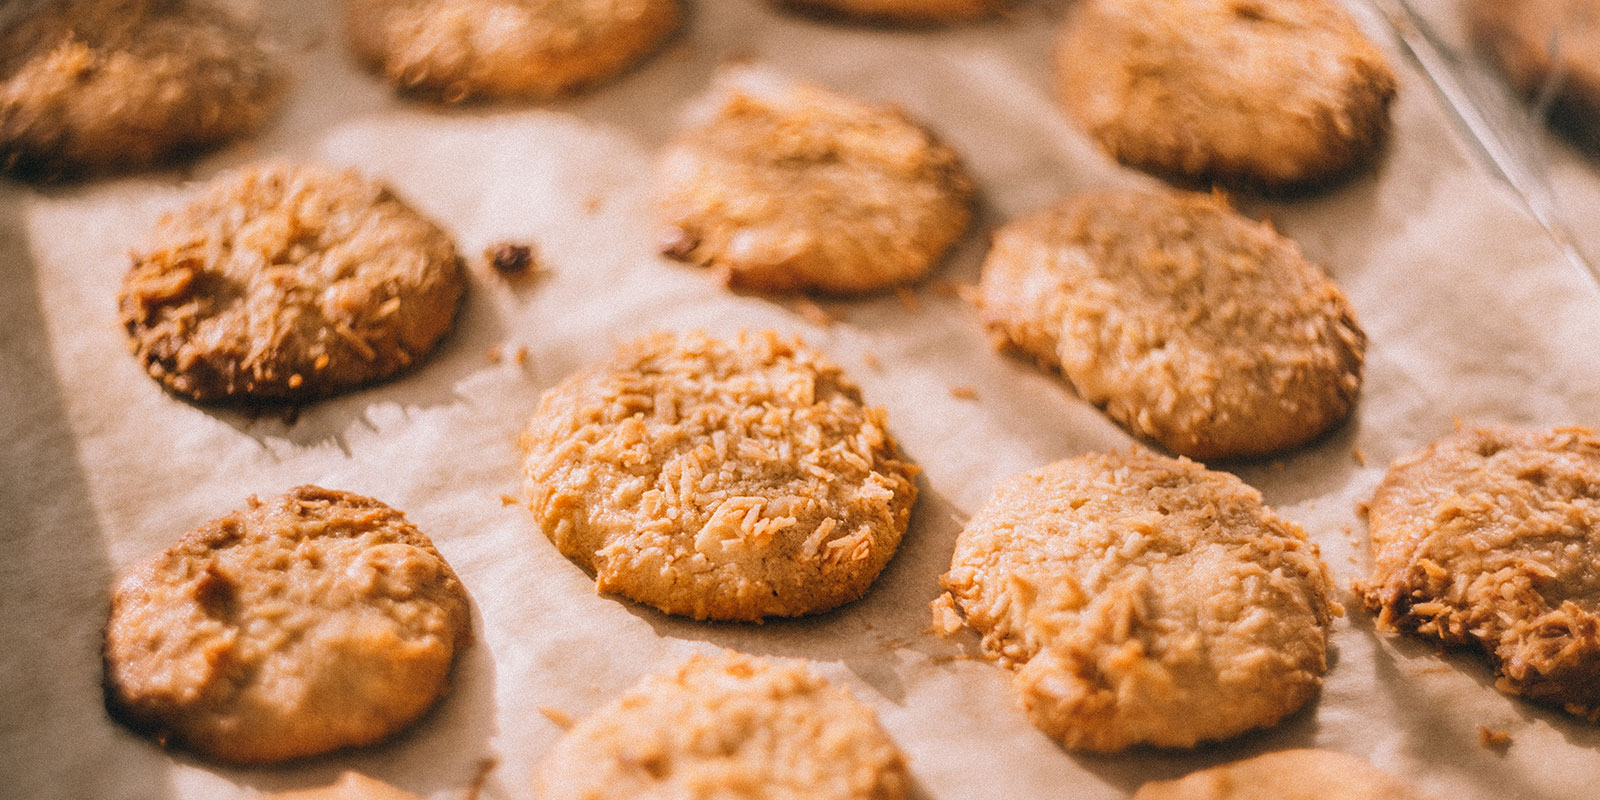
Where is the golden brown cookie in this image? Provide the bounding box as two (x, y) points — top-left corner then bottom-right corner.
(103, 486), (472, 764)
(977, 189), (1365, 461)
(1054, 0), (1397, 192)
(1359, 425), (1600, 721)
(345, 0), (681, 102)
(655, 69), (974, 294)
(118, 163), (465, 403)
(520, 330), (918, 622)
(1469, 0), (1600, 143)
(1133, 749), (1439, 800)
(932, 449), (1338, 752)
(0, 0), (282, 178)
(535, 652), (909, 800)
(265, 773), (424, 800)
(776, 0), (1001, 25)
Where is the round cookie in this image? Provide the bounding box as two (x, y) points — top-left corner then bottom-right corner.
(1133, 749), (1439, 800)
(103, 486), (472, 764)
(1054, 0), (1397, 192)
(1469, 0), (1600, 144)
(118, 163), (465, 403)
(0, 0), (282, 178)
(535, 652), (909, 800)
(345, 0), (681, 102)
(520, 330), (918, 621)
(931, 449), (1338, 752)
(655, 69), (974, 294)
(776, 0), (1002, 25)
(1359, 425), (1600, 721)
(977, 189), (1365, 461)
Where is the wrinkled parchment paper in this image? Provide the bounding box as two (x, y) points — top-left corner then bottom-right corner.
(3, 1), (1599, 798)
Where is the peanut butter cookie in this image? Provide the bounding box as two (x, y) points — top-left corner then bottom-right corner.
(977, 189), (1365, 461)
(536, 652), (909, 800)
(345, 0), (681, 102)
(520, 330), (918, 621)
(118, 163), (465, 403)
(1054, 0), (1397, 192)
(103, 486), (472, 764)
(932, 449), (1338, 752)
(1134, 749), (1439, 800)
(0, 0), (282, 178)
(1359, 425), (1600, 721)
(655, 69), (974, 293)
(1469, 0), (1600, 144)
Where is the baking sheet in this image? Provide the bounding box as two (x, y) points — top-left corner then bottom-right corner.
(3, 0), (1600, 798)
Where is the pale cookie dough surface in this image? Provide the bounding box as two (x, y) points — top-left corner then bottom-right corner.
(103, 486), (472, 765)
(118, 163), (465, 403)
(1133, 748), (1439, 800)
(776, 0), (1002, 25)
(520, 330), (918, 621)
(264, 772), (425, 800)
(1054, 0), (1397, 192)
(978, 189), (1365, 461)
(655, 69), (974, 294)
(932, 449), (1338, 752)
(1468, 0), (1600, 143)
(1359, 425), (1600, 721)
(345, 0), (681, 102)
(535, 652), (909, 800)
(0, 0), (282, 178)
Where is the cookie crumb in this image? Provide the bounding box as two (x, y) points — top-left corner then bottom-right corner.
(949, 385), (978, 400)
(499, 494), (519, 507)
(1477, 724), (1511, 750)
(539, 707), (576, 729)
(895, 286), (921, 312)
(583, 197), (602, 214)
(1352, 445), (1366, 466)
(465, 757), (499, 800)
(791, 297), (835, 327)
(862, 350), (882, 370)
(486, 345), (503, 364)
(486, 242), (537, 276)
(514, 346), (530, 366)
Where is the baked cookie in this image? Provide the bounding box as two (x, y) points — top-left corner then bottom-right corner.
(1133, 749), (1438, 800)
(655, 69), (974, 294)
(932, 449), (1338, 752)
(266, 773), (424, 800)
(776, 0), (1002, 25)
(103, 486), (472, 764)
(1054, 0), (1397, 192)
(0, 0), (282, 178)
(118, 163), (465, 403)
(977, 189), (1365, 461)
(535, 652), (909, 800)
(1469, 0), (1600, 143)
(520, 330), (918, 621)
(1359, 425), (1600, 721)
(345, 0), (681, 102)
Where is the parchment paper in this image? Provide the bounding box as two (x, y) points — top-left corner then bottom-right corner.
(3, 1), (1599, 798)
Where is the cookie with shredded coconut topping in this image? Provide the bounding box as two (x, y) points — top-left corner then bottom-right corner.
(118, 163), (465, 403)
(1469, 0), (1600, 145)
(1133, 748), (1440, 800)
(0, 0), (283, 178)
(536, 652), (909, 799)
(932, 449), (1338, 752)
(520, 330), (918, 621)
(978, 189), (1365, 461)
(103, 486), (472, 764)
(1359, 425), (1600, 721)
(345, 0), (681, 102)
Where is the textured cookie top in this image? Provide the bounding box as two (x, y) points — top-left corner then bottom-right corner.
(655, 70), (974, 293)
(0, 0), (282, 177)
(1133, 748), (1439, 800)
(1359, 425), (1600, 720)
(978, 189), (1365, 461)
(536, 652), (909, 800)
(118, 163), (465, 402)
(346, 0), (681, 101)
(933, 449), (1337, 751)
(1054, 0), (1396, 192)
(103, 486), (472, 764)
(1469, 0), (1600, 139)
(521, 330), (918, 621)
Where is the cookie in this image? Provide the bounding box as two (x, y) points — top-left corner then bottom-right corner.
(345, 0), (681, 102)
(0, 0), (282, 178)
(1469, 0), (1600, 144)
(520, 330), (918, 621)
(1133, 749), (1438, 800)
(103, 486), (472, 764)
(932, 449), (1338, 752)
(978, 189), (1365, 461)
(1359, 425), (1600, 721)
(535, 652), (909, 800)
(776, 0), (1001, 24)
(266, 773), (424, 800)
(655, 69), (974, 294)
(1054, 0), (1397, 192)
(118, 163), (465, 403)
